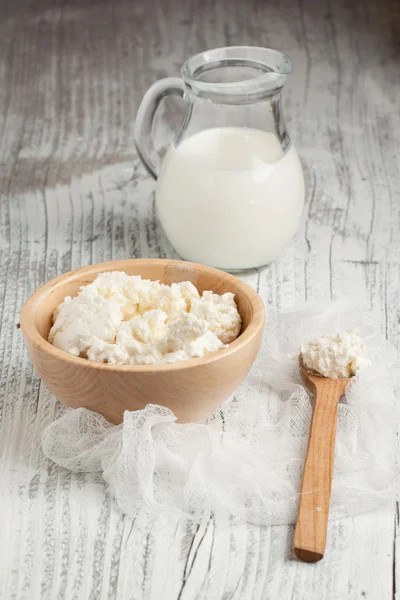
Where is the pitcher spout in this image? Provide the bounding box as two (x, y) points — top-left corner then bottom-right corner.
(182, 46), (291, 103)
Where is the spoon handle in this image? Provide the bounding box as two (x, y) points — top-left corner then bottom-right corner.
(294, 379), (342, 562)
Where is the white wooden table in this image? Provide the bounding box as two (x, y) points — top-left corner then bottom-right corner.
(0, 0), (398, 597)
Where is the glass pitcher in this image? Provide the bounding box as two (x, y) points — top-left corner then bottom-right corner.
(134, 46), (305, 271)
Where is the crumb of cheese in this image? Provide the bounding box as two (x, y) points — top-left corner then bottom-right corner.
(301, 329), (370, 379)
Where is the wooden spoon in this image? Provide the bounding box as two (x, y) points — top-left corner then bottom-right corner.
(293, 356), (350, 563)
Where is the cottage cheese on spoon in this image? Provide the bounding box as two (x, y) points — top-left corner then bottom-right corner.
(49, 272), (241, 365)
(301, 329), (370, 379)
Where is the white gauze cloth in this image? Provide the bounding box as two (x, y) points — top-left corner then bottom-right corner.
(42, 301), (398, 526)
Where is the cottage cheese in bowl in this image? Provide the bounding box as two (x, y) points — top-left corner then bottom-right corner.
(48, 272), (242, 365)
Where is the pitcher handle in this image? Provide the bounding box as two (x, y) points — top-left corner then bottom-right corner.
(134, 77), (185, 180)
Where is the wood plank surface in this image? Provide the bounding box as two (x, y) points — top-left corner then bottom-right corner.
(0, 0), (399, 598)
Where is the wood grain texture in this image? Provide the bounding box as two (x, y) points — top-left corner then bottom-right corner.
(294, 364), (349, 563)
(0, 0), (399, 598)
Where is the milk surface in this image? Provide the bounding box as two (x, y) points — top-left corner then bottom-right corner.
(156, 127), (305, 270)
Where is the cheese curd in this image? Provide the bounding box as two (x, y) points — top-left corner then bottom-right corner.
(301, 329), (370, 379)
(49, 272), (241, 365)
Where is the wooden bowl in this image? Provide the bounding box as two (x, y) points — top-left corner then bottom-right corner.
(20, 259), (265, 423)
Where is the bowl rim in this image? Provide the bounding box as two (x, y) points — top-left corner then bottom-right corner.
(20, 258), (265, 372)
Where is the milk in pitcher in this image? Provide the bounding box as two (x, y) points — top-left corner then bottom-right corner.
(157, 127), (304, 271)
